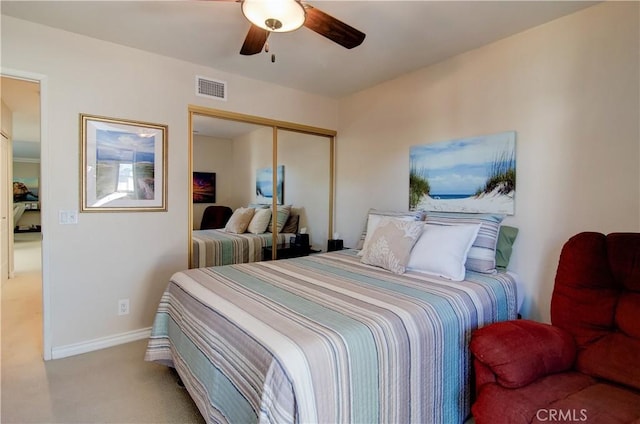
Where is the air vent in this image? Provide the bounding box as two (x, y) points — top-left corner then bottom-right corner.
(196, 76), (227, 101)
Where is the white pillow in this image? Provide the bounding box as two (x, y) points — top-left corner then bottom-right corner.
(407, 223), (480, 281)
(224, 207), (255, 234)
(247, 208), (272, 234)
(426, 212), (504, 273)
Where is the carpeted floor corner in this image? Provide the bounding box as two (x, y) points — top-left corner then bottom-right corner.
(2, 237), (205, 423)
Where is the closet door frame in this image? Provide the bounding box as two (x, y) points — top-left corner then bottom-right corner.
(188, 105), (336, 264)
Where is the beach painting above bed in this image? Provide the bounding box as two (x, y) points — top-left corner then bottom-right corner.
(410, 131), (516, 215)
(256, 165), (284, 205)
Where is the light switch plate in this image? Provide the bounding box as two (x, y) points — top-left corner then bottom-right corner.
(59, 210), (78, 224)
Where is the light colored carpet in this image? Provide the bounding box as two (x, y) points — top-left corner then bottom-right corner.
(2, 237), (205, 423)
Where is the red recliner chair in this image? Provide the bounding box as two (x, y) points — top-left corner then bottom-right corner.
(470, 232), (640, 424)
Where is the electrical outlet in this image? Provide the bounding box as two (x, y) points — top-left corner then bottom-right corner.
(118, 298), (130, 316)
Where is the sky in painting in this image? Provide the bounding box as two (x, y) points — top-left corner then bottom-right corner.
(410, 132), (515, 196)
(96, 129), (156, 163)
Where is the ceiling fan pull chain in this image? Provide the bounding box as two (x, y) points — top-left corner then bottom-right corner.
(264, 37), (274, 62)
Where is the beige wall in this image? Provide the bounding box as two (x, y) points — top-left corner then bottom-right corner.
(233, 126), (274, 208)
(12, 161), (40, 185)
(2, 1), (638, 356)
(1, 15), (339, 357)
(335, 2), (639, 322)
(192, 135), (233, 229)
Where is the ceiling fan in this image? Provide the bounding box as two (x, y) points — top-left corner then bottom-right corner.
(215, 0), (366, 56)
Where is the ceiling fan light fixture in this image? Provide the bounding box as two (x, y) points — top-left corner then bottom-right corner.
(241, 0), (306, 33)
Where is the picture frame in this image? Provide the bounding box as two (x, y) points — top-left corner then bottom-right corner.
(80, 114), (168, 212)
(409, 131), (516, 215)
(193, 172), (216, 203)
(256, 165), (284, 205)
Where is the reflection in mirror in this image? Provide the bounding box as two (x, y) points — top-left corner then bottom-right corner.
(277, 129), (331, 252)
(191, 114), (269, 229)
(189, 107), (335, 268)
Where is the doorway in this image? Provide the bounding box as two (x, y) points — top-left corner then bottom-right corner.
(1, 73), (48, 360)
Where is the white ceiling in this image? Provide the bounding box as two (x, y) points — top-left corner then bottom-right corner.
(2, 1), (597, 98)
(2, 0), (598, 157)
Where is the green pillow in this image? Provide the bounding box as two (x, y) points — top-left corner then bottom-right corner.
(266, 205), (291, 233)
(496, 225), (519, 270)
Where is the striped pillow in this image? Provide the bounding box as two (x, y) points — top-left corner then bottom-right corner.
(357, 209), (426, 251)
(425, 212), (504, 274)
(267, 205), (292, 233)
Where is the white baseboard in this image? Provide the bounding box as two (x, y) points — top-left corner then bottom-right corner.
(51, 327), (152, 360)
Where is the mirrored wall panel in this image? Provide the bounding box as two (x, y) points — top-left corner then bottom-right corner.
(189, 107), (335, 267)
(276, 128), (331, 253)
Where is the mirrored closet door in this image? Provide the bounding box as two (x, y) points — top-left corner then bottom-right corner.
(189, 106), (335, 267)
(275, 128), (332, 253)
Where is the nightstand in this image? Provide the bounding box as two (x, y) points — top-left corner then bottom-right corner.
(327, 239), (344, 252)
(263, 245), (320, 260)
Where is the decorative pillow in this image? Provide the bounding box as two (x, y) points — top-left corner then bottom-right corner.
(224, 207), (255, 234)
(496, 225), (519, 270)
(357, 209), (426, 254)
(407, 223), (480, 281)
(360, 218), (424, 275)
(267, 205), (291, 233)
(426, 212), (504, 273)
(281, 214), (299, 234)
(247, 208), (272, 234)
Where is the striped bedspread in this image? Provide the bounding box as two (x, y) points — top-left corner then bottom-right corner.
(146, 249), (517, 424)
(191, 229), (295, 267)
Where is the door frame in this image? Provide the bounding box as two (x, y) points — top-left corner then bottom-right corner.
(1, 68), (51, 360)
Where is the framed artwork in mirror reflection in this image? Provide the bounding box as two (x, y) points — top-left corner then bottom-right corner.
(193, 172), (216, 203)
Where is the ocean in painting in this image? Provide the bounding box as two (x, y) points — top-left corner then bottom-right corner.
(410, 131), (516, 214)
(430, 194), (473, 200)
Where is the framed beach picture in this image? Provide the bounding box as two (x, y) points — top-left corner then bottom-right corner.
(409, 131), (516, 215)
(193, 172), (216, 203)
(256, 165), (284, 205)
(80, 114), (167, 212)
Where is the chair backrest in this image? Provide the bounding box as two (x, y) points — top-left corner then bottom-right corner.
(551, 232), (622, 346)
(552, 231), (640, 390)
(200, 206), (233, 230)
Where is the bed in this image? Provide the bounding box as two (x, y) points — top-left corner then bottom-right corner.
(146, 249), (519, 423)
(191, 229), (297, 268)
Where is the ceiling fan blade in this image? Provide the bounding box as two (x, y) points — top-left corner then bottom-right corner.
(303, 5), (365, 49)
(240, 24), (269, 55)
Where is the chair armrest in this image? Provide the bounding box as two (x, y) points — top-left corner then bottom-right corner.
(470, 320), (576, 389)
